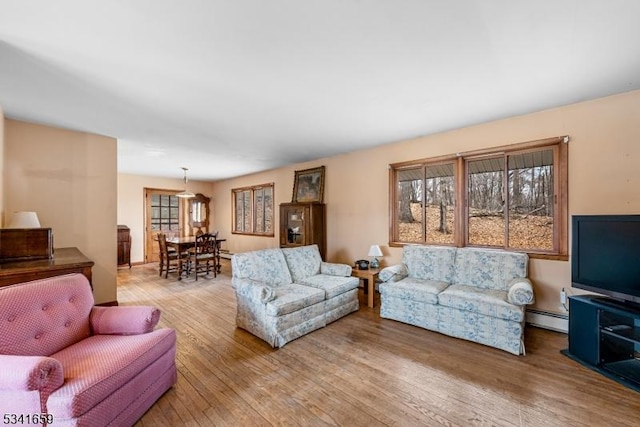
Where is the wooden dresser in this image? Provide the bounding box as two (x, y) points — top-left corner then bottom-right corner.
(0, 247), (94, 288)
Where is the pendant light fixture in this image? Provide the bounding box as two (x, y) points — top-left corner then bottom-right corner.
(176, 167), (195, 198)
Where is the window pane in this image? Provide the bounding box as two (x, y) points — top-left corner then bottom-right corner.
(243, 192), (251, 231)
(235, 192), (245, 232)
(151, 194), (160, 205)
(508, 149), (554, 250)
(425, 163), (455, 245)
(255, 188), (265, 233)
(264, 187), (274, 233)
(468, 157), (505, 246)
(396, 167), (423, 242)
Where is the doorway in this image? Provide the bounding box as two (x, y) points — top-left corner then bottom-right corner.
(144, 189), (183, 263)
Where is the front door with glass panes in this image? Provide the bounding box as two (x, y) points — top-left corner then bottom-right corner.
(145, 189), (182, 263)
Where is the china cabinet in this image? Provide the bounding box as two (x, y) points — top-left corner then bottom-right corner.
(279, 202), (326, 259)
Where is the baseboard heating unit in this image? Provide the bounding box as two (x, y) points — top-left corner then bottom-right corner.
(526, 309), (568, 333)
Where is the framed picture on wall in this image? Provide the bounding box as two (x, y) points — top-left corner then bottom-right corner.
(292, 166), (325, 203)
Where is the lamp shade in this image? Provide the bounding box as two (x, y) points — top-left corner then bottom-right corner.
(368, 245), (383, 257)
(176, 190), (195, 198)
(6, 211), (41, 228)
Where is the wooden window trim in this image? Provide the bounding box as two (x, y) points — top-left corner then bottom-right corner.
(232, 183), (275, 237)
(389, 136), (568, 260)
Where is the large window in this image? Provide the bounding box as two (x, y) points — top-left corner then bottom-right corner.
(390, 137), (568, 258)
(232, 183), (274, 236)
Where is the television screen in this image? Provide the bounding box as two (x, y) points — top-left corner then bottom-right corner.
(572, 215), (640, 304)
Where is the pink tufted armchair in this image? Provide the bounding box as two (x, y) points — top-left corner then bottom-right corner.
(0, 273), (177, 426)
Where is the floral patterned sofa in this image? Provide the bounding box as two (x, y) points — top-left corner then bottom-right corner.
(378, 245), (534, 355)
(231, 244), (359, 347)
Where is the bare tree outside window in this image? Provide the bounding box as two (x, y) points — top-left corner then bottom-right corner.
(396, 168), (421, 242)
(426, 164), (455, 244)
(467, 158), (505, 246)
(507, 149), (554, 250)
(396, 164), (455, 244)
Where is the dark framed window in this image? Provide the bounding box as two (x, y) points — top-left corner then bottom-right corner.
(150, 194), (180, 232)
(232, 183), (274, 236)
(390, 136), (568, 259)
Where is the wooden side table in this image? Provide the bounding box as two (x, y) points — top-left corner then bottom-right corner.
(351, 267), (380, 308)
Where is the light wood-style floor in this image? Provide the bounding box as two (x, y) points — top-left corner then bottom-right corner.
(117, 261), (640, 426)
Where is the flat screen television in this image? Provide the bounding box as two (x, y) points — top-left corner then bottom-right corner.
(572, 215), (640, 305)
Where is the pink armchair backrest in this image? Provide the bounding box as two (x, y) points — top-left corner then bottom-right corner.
(0, 274), (94, 356)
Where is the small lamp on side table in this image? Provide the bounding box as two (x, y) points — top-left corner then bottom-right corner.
(6, 211), (41, 228)
(368, 245), (383, 269)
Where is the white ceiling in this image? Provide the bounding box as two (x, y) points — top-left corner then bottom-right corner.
(1, 1), (640, 181)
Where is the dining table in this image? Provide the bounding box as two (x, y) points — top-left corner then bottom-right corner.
(166, 236), (226, 275)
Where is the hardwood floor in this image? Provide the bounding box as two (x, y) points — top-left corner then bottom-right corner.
(118, 262), (640, 426)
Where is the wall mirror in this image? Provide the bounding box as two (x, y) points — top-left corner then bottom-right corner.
(189, 193), (210, 232)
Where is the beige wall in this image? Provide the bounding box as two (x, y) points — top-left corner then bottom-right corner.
(212, 89), (640, 315)
(4, 119), (117, 304)
(117, 173), (214, 263)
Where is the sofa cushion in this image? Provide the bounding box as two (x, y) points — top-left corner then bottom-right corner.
(232, 248), (293, 286)
(452, 248), (528, 290)
(266, 284), (325, 316)
(320, 262), (352, 277)
(507, 278), (535, 305)
(0, 274), (93, 357)
(298, 274), (359, 299)
(438, 284), (524, 322)
(379, 263), (408, 283)
(90, 306), (160, 335)
(379, 277), (449, 304)
(47, 328), (176, 418)
(403, 245), (457, 282)
(281, 245), (322, 282)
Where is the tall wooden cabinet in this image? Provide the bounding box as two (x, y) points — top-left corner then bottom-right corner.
(279, 203), (326, 259)
(117, 225), (131, 268)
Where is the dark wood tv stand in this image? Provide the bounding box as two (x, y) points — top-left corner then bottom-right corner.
(565, 295), (640, 392)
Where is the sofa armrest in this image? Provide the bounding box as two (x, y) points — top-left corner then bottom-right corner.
(0, 355), (63, 393)
(90, 306), (160, 335)
(232, 278), (276, 304)
(320, 262), (352, 277)
(379, 264), (408, 283)
(507, 278), (535, 305)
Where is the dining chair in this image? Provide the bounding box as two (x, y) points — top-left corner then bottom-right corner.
(190, 232), (218, 280)
(157, 232), (184, 278)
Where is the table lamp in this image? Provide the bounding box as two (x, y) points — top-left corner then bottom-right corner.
(368, 245), (383, 269)
(6, 211), (41, 228)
